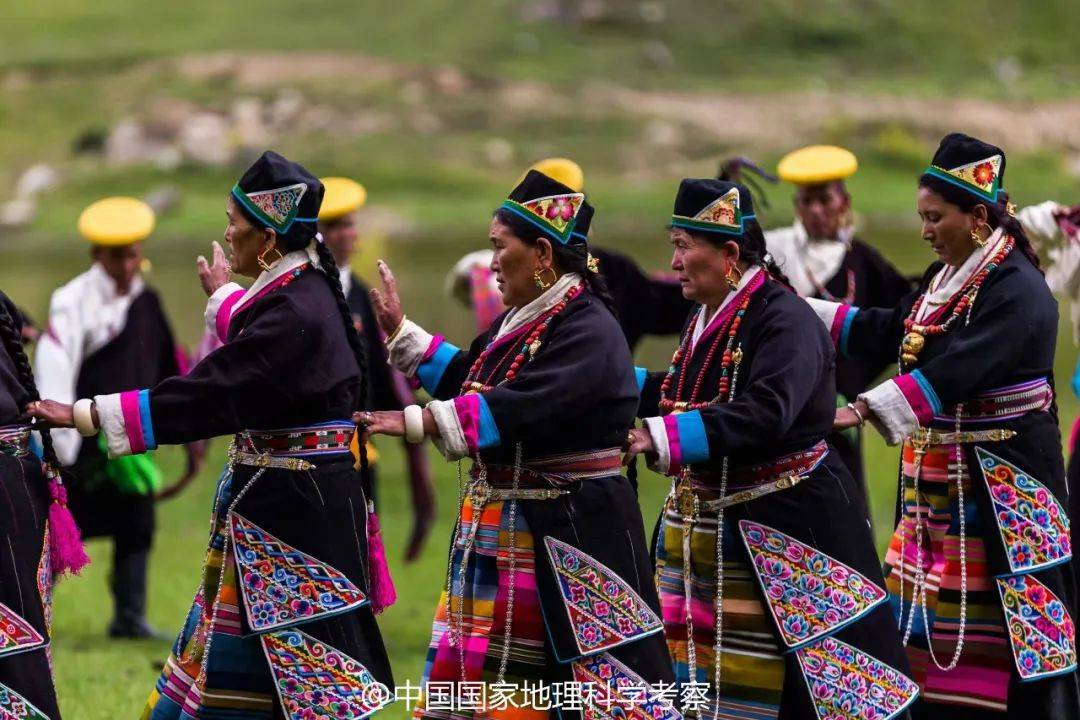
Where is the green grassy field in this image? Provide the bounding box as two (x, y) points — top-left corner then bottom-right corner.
(3, 1), (1080, 717)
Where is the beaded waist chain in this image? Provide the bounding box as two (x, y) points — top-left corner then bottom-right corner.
(671, 441), (829, 515)
(0, 425), (31, 458)
(231, 421), (355, 472)
(934, 378), (1052, 425)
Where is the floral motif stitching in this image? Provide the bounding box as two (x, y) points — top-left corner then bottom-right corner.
(0, 602), (44, 658)
(996, 574), (1077, 680)
(231, 513), (366, 633)
(739, 519), (886, 649)
(262, 629), (392, 720)
(977, 448), (1071, 574)
(242, 182), (307, 229)
(544, 536), (662, 656)
(571, 652), (682, 720)
(0, 682), (50, 720)
(795, 636), (919, 720)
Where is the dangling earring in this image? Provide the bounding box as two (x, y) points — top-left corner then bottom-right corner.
(257, 245), (284, 271)
(533, 267), (556, 290)
(724, 263), (743, 291)
(970, 227), (986, 248)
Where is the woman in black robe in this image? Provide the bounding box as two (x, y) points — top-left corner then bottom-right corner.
(0, 291), (89, 720)
(363, 170), (677, 720)
(627, 179), (915, 720)
(29, 152), (394, 720)
(820, 133), (1080, 718)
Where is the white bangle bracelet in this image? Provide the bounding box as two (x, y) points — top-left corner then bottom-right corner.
(403, 404), (425, 444)
(73, 398), (98, 437)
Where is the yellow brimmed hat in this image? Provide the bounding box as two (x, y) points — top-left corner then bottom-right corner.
(77, 197), (155, 246)
(318, 177), (367, 221)
(777, 145), (858, 185)
(529, 158), (585, 193)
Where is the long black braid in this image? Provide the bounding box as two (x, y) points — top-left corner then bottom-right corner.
(493, 208), (620, 316)
(0, 299), (61, 468)
(311, 241), (371, 471)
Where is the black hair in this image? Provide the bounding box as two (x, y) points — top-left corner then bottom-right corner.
(684, 218), (793, 289)
(493, 208), (619, 316)
(918, 175), (1041, 272)
(0, 300), (61, 468)
(309, 241), (372, 470)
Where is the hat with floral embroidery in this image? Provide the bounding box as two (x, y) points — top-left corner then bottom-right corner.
(670, 179), (756, 237)
(498, 170), (586, 245)
(922, 133), (1006, 204)
(231, 151), (324, 251)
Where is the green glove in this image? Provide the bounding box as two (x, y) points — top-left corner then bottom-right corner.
(98, 433), (163, 495)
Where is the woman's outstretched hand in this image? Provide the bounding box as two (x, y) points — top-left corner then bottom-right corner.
(623, 427), (656, 466)
(25, 400), (76, 429)
(369, 260), (405, 337)
(355, 410), (406, 437)
(197, 241), (232, 297)
(833, 399), (870, 431)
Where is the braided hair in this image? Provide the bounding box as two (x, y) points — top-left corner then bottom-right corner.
(0, 299), (61, 468)
(919, 175), (1042, 272)
(310, 240), (371, 468)
(687, 218), (793, 289)
(493, 208), (619, 317)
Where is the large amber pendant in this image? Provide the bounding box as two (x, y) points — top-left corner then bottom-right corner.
(900, 331), (925, 367)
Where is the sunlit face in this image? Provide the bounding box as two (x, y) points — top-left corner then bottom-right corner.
(669, 228), (739, 307)
(489, 218), (546, 309)
(319, 212), (359, 268)
(225, 197), (275, 278)
(794, 183), (850, 240)
(916, 186), (985, 267)
(92, 242), (143, 294)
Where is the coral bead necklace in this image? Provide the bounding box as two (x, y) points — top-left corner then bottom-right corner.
(460, 282), (583, 394)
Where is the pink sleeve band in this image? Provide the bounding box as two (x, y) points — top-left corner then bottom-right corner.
(454, 394), (482, 454)
(119, 390), (147, 454)
(663, 414), (683, 476)
(216, 289), (245, 343)
(422, 335), (446, 362)
(828, 304), (853, 345)
(893, 374), (934, 425)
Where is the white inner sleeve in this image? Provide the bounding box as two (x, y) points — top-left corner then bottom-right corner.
(386, 319), (435, 376)
(805, 297), (842, 329)
(859, 380), (919, 446)
(643, 416), (671, 475)
(203, 282), (245, 336)
(426, 399), (469, 460)
(93, 392), (131, 458)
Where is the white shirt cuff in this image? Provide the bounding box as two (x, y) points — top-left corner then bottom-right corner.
(387, 319), (435, 376)
(805, 297), (842, 329)
(94, 393), (132, 458)
(859, 380), (919, 446)
(426, 399), (469, 460)
(643, 416), (671, 475)
(204, 282), (245, 337)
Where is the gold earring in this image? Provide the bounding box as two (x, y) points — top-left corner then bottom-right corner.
(533, 267), (557, 290)
(970, 227), (986, 248)
(257, 246), (284, 271)
(724, 263), (743, 291)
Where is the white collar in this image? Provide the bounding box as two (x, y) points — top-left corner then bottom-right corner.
(917, 227), (1006, 321)
(497, 272), (582, 340)
(773, 221), (852, 297)
(234, 243), (322, 314)
(88, 261), (146, 301)
(691, 266), (761, 350)
(338, 265), (353, 298)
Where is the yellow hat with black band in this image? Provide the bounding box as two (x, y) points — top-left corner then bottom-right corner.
(77, 197), (155, 246)
(529, 158), (585, 193)
(776, 145), (858, 186)
(319, 177), (367, 221)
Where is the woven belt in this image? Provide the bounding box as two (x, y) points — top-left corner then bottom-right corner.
(0, 425), (30, 458)
(238, 421), (354, 457)
(935, 378), (1052, 424)
(476, 447), (623, 488)
(910, 427), (1016, 447)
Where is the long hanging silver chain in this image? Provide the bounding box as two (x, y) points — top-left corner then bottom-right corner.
(496, 442), (523, 684)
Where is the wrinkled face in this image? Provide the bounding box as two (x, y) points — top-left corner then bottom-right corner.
(319, 212), (359, 268)
(92, 243), (143, 294)
(489, 218), (545, 309)
(225, 197), (274, 278)
(916, 186), (984, 267)
(669, 228), (738, 307)
(794, 183), (850, 240)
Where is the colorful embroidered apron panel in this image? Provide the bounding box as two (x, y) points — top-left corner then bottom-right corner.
(656, 505), (785, 720)
(0, 603), (45, 659)
(571, 652), (681, 720)
(997, 574), (1077, 680)
(882, 442), (1012, 712)
(0, 681), (51, 720)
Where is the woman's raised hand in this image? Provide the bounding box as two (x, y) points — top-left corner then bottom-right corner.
(196, 241), (232, 298)
(370, 260), (405, 337)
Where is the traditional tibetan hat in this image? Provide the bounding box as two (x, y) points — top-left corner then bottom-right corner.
(529, 158), (585, 193)
(498, 169), (587, 245)
(319, 177), (367, 221)
(77, 197), (155, 246)
(670, 179), (756, 237)
(570, 202), (594, 244)
(921, 132), (1006, 204)
(777, 145), (858, 185)
(231, 151), (323, 251)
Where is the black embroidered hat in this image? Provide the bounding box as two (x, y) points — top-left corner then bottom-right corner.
(231, 151), (324, 251)
(569, 201), (594, 245)
(670, 179), (756, 237)
(498, 169), (586, 245)
(922, 133), (1006, 204)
